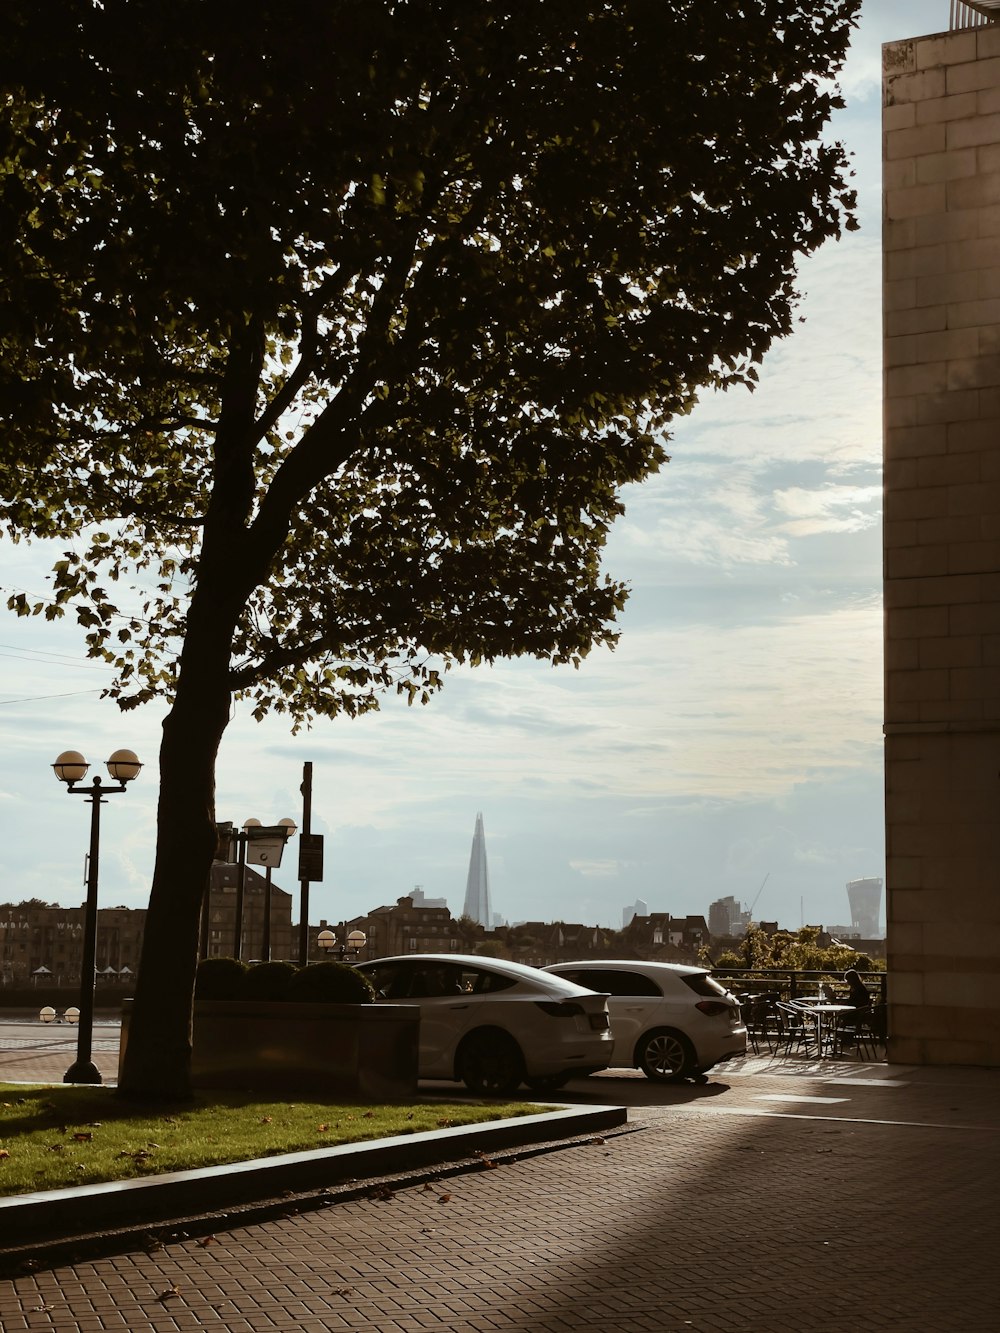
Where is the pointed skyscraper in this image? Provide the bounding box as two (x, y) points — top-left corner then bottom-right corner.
(462, 812), (492, 928)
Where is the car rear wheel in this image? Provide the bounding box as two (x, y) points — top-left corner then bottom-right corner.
(636, 1028), (695, 1082)
(456, 1030), (525, 1096)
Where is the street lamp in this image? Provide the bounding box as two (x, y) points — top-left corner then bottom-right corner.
(263, 818), (297, 961)
(229, 817), (297, 960)
(52, 747), (141, 1084)
(317, 928), (367, 960)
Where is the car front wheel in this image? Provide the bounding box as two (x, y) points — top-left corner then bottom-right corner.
(636, 1028), (695, 1082)
(456, 1030), (525, 1096)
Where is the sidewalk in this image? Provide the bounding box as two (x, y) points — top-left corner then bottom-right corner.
(0, 1018), (121, 1086)
(1, 1030), (999, 1332)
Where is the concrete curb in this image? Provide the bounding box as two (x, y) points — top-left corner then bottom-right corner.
(0, 1103), (628, 1276)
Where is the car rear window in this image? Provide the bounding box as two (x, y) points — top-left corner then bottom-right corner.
(680, 972), (729, 998)
(558, 968), (662, 998)
(359, 961), (518, 998)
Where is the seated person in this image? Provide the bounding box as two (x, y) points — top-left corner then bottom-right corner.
(841, 968), (872, 1009)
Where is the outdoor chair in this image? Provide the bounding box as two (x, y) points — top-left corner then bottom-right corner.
(775, 1000), (818, 1055)
(832, 1004), (885, 1060)
(741, 994), (782, 1054)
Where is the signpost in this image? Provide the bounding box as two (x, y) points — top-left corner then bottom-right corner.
(298, 833), (324, 882)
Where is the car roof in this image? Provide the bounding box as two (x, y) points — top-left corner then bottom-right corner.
(358, 953), (600, 997)
(545, 959), (708, 978)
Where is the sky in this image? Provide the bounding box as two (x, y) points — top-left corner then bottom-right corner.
(0, 1), (952, 938)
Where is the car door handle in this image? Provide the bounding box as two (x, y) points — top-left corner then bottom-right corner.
(449, 1003), (469, 1010)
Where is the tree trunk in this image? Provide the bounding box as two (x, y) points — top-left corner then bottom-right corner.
(117, 595), (238, 1100)
(117, 324), (295, 1099)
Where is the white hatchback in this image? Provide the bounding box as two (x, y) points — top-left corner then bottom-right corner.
(356, 953), (614, 1095)
(545, 960), (746, 1081)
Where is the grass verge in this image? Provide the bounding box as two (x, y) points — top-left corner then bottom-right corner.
(0, 1083), (543, 1198)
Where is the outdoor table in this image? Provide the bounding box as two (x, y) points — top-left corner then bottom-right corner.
(808, 1004), (856, 1054)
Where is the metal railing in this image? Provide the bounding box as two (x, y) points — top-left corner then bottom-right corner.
(952, 0), (1000, 28)
(712, 967), (887, 1005)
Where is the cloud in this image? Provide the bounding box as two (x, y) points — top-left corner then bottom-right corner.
(773, 483), (882, 536)
(568, 859), (624, 879)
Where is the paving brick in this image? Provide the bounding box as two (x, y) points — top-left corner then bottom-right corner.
(3, 1037), (1000, 1333)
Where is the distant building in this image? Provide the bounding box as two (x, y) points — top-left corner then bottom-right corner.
(348, 895), (468, 961)
(624, 913), (707, 961)
(409, 885), (449, 910)
(708, 895), (747, 938)
(203, 863), (295, 961)
(0, 900), (146, 987)
(462, 812), (493, 928)
(503, 920), (614, 969)
(622, 898), (648, 928)
(846, 878), (883, 940)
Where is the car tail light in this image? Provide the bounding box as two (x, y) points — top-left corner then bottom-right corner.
(534, 1001), (585, 1018)
(534, 1001), (610, 1030)
(695, 1000), (732, 1018)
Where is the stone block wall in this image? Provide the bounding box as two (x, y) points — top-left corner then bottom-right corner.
(884, 24), (1000, 1066)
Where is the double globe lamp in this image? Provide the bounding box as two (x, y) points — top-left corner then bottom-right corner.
(52, 747), (142, 1084)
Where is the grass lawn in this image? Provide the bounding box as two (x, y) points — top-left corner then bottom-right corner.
(0, 1083), (542, 1198)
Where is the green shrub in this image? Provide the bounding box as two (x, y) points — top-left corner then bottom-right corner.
(243, 960), (298, 1001)
(194, 956), (248, 1000)
(285, 961), (375, 1004)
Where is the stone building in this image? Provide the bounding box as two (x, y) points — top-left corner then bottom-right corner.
(202, 864), (295, 962)
(346, 895), (468, 962)
(0, 900), (146, 986)
(883, 8), (1000, 1064)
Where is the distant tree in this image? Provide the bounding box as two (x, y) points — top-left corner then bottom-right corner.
(456, 915), (485, 945)
(707, 925), (883, 976)
(0, 0), (860, 1097)
(472, 940), (503, 959)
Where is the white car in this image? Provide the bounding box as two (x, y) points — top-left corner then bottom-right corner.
(355, 954), (613, 1095)
(544, 960), (747, 1081)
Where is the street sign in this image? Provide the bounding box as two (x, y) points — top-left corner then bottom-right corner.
(298, 833), (324, 882)
(246, 825), (291, 867)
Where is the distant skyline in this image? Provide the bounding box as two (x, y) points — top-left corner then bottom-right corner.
(0, 2), (946, 935)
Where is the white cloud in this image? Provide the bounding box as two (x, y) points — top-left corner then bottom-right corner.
(773, 483), (882, 536)
(568, 860), (623, 879)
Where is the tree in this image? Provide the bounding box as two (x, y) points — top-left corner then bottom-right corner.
(707, 924), (884, 974)
(1, 0), (860, 1097)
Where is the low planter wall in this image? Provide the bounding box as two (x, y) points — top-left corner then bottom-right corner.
(120, 1000), (420, 1099)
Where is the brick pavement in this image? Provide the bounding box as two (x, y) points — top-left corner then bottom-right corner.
(1, 1036), (998, 1333)
(0, 1021), (120, 1086)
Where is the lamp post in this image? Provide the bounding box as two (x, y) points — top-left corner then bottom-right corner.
(53, 747), (141, 1084)
(230, 817), (297, 960)
(317, 927), (367, 961)
(262, 818), (297, 961)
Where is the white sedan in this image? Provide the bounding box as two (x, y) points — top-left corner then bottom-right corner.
(356, 954), (614, 1095)
(545, 960), (747, 1081)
